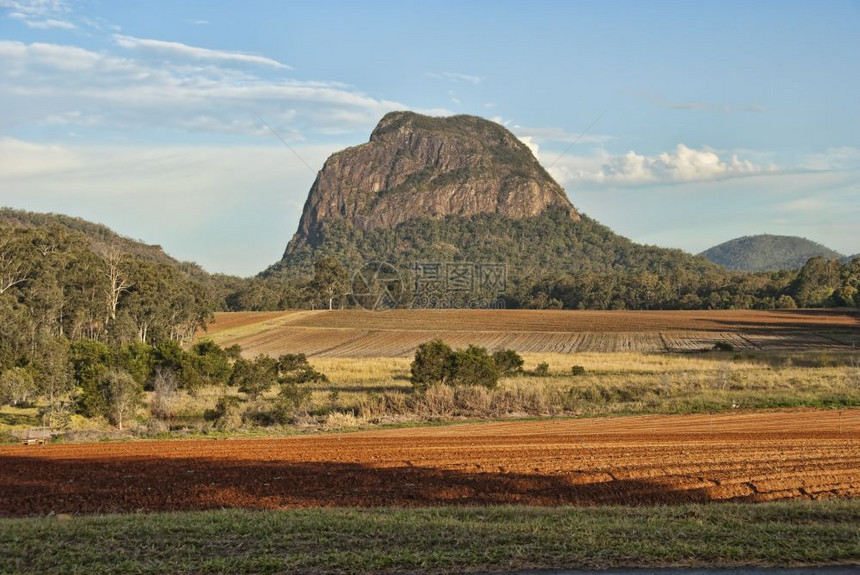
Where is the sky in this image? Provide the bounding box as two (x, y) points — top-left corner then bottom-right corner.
(1, 0), (858, 276)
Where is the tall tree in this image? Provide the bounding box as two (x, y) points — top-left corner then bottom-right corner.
(310, 255), (348, 310)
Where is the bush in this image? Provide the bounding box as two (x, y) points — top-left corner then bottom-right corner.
(492, 349), (524, 376)
(571, 365), (586, 376)
(270, 384), (312, 424)
(278, 354), (328, 384)
(101, 369), (143, 430)
(232, 356), (278, 399)
(207, 395), (244, 431)
(714, 342), (734, 352)
(149, 367), (178, 421)
(532, 362), (550, 377)
(190, 341), (231, 387)
(445, 346), (500, 389)
(0, 367), (35, 407)
(410, 340), (454, 389)
(224, 344), (243, 360)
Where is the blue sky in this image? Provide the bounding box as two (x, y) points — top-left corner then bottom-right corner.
(1, 0), (858, 275)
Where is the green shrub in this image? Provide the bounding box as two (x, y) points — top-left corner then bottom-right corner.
(445, 346), (500, 389)
(206, 395), (244, 431)
(232, 356), (278, 399)
(410, 340), (454, 389)
(571, 365), (586, 376)
(0, 367), (36, 407)
(533, 362), (550, 377)
(278, 353), (328, 384)
(714, 342), (734, 352)
(272, 383), (312, 424)
(492, 349), (524, 376)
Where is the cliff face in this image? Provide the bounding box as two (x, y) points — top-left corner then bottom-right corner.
(285, 111), (578, 254)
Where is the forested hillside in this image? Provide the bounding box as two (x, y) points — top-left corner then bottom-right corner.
(700, 234), (845, 272)
(265, 207), (860, 311)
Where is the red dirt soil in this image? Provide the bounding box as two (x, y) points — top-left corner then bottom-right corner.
(1, 410), (857, 517)
(203, 309), (860, 356)
(198, 311), (298, 335)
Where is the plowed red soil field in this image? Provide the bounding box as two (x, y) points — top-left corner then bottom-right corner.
(202, 309), (860, 357)
(1, 410), (857, 517)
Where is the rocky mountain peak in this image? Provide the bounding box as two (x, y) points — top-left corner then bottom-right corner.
(285, 111), (579, 254)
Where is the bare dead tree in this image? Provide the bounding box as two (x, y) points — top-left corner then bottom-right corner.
(0, 235), (33, 295)
(98, 245), (133, 324)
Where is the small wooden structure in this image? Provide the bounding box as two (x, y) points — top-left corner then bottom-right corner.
(21, 428), (53, 446)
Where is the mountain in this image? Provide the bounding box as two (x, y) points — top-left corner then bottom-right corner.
(285, 111), (578, 254)
(0, 208), (269, 311)
(0, 208), (209, 281)
(269, 112), (716, 284)
(700, 234), (845, 272)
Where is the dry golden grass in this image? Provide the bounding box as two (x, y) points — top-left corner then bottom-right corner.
(3, 352), (857, 440)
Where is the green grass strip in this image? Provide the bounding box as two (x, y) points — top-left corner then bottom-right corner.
(1, 501), (858, 574)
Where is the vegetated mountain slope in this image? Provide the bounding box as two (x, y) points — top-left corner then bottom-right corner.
(700, 234), (845, 272)
(0, 207), (266, 311)
(268, 112), (716, 281)
(0, 207), (209, 282)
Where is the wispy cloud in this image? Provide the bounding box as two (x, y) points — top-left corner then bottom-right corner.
(187, 19), (209, 26)
(513, 125), (614, 145)
(800, 146), (860, 172)
(778, 197), (829, 213)
(19, 16), (74, 28)
(628, 89), (768, 113)
(668, 101), (768, 113)
(112, 34), (291, 69)
(427, 71), (484, 85)
(1, 0), (76, 29)
(0, 40), (409, 136)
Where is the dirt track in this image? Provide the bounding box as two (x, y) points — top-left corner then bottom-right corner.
(1, 410), (857, 517)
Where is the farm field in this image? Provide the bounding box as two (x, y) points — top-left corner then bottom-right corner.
(1, 409), (857, 516)
(201, 309), (860, 357)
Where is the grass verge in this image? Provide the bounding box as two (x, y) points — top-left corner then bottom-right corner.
(1, 501), (858, 574)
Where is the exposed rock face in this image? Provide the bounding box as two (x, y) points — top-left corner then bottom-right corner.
(285, 111), (578, 254)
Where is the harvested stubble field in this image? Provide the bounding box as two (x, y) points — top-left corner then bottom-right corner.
(1, 409), (857, 516)
(202, 309), (860, 357)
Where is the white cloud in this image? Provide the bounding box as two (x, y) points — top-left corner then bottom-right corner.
(112, 34), (291, 69)
(517, 135), (539, 158)
(0, 137), (80, 177)
(41, 110), (102, 126)
(188, 19), (209, 26)
(427, 71), (484, 85)
(800, 146), (860, 171)
(778, 198), (829, 213)
(1, 0), (76, 29)
(1, 0), (70, 18)
(627, 89), (768, 113)
(668, 102), (768, 113)
(546, 144), (778, 186)
(21, 16), (74, 28)
(0, 138), (343, 275)
(0, 40), (410, 136)
(513, 125), (614, 145)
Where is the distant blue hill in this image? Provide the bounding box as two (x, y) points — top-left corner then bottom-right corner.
(700, 234), (845, 272)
